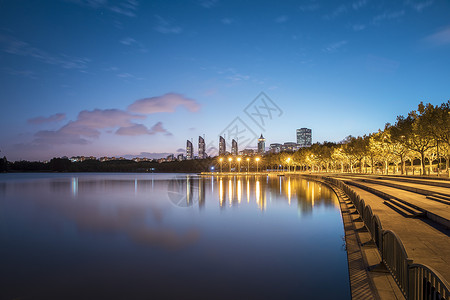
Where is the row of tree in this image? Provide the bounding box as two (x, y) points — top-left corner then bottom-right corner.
(5, 157), (215, 173)
(256, 101), (449, 175)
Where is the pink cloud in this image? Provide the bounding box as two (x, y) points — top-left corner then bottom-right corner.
(32, 108), (146, 145)
(27, 113), (66, 125)
(128, 93), (200, 114)
(116, 121), (172, 136)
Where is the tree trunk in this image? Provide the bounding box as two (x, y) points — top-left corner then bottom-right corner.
(401, 156), (405, 175)
(420, 152), (425, 175)
(429, 157), (433, 176)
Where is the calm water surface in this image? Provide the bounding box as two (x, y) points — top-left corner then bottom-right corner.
(0, 173), (350, 300)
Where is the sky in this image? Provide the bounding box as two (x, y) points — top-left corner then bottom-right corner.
(0, 0), (449, 161)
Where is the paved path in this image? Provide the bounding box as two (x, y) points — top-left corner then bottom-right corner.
(330, 175), (450, 283)
(328, 182), (403, 299)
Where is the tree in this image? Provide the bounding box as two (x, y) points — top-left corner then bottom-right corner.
(0, 156), (7, 172)
(404, 107), (435, 175)
(385, 123), (410, 174)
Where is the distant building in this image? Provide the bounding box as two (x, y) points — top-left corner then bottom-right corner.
(257, 134), (266, 155)
(281, 142), (300, 152)
(70, 156), (96, 162)
(219, 136), (226, 155)
(166, 154), (175, 162)
(297, 128), (312, 147)
(269, 143), (282, 154)
(177, 153), (184, 161)
(198, 136), (206, 159)
(186, 140), (194, 160)
(231, 139), (238, 156)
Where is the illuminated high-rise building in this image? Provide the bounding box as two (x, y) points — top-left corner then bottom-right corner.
(219, 136), (226, 155)
(257, 134), (265, 154)
(231, 139), (238, 156)
(198, 136), (206, 159)
(296, 128), (312, 147)
(186, 140), (194, 160)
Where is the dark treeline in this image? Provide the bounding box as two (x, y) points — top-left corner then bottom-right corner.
(4, 157), (215, 173)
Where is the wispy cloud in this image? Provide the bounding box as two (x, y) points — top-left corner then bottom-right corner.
(299, 3), (320, 12)
(116, 122), (171, 136)
(221, 18), (234, 25)
(120, 37), (136, 45)
(366, 55), (400, 73)
(352, 0), (369, 10)
(424, 26), (450, 46)
(2, 67), (37, 79)
(128, 93), (200, 114)
(275, 15), (289, 23)
(28, 113), (66, 125)
(373, 10), (405, 23)
(324, 5), (348, 20)
(352, 24), (366, 31)
(217, 68), (251, 82)
(154, 15), (182, 34)
(0, 34), (90, 70)
(117, 72), (143, 80)
(323, 40), (348, 53)
(68, 0), (139, 17)
(120, 37), (147, 52)
(405, 0), (434, 12)
(198, 0), (218, 8)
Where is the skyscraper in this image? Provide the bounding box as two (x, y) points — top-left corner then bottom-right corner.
(198, 136), (206, 159)
(296, 128), (312, 147)
(186, 140), (194, 160)
(257, 134), (265, 154)
(231, 139), (238, 156)
(219, 136), (226, 155)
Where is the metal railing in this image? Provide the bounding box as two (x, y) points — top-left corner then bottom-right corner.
(409, 264), (450, 300)
(322, 176), (450, 300)
(383, 230), (413, 297)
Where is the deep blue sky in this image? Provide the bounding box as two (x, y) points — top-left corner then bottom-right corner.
(1, 0), (449, 160)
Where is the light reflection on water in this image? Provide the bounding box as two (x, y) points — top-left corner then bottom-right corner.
(0, 173), (349, 300)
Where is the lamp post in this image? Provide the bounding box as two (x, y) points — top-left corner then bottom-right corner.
(256, 157), (260, 173)
(237, 157), (241, 173)
(286, 157), (291, 172)
(228, 157), (232, 173)
(246, 158), (250, 173)
(219, 157), (223, 173)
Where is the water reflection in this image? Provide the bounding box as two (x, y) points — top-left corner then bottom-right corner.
(0, 173), (349, 300)
(165, 175), (338, 213)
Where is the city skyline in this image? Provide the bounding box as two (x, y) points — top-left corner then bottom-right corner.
(1, 1), (450, 161)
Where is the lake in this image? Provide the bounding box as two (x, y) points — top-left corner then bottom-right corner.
(0, 173), (350, 299)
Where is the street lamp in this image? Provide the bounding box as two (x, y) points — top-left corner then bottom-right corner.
(286, 157), (291, 172)
(246, 158), (250, 173)
(228, 157), (232, 173)
(237, 157), (241, 173)
(219, 157), (223, 173)
(256, 157), (260, 173)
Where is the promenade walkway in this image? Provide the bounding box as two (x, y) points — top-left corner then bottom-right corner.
(330, 174), (450, 284)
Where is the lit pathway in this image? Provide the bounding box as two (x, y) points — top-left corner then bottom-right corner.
(331, 175), (450, 283)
